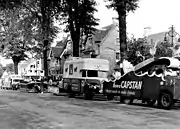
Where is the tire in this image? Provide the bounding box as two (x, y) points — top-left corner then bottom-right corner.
(68, 93), (75, 98)
(67, 85), (75, 98)
(120, 96), (125, 103)
(146, 99), (156, 106)
(84, 88), (94, 100)
(158, 92), (174, 110)
(84, 92), (94, 100)
(107, 95), (114, 100)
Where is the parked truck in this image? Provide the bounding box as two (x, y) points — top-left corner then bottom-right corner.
(62, 57), (110, 100)
(103, 57), (180, 109)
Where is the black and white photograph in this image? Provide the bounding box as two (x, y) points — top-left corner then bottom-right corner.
(0, 0), (180, 128)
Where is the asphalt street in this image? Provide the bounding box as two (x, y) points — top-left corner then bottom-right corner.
(0, 89), (180, 129)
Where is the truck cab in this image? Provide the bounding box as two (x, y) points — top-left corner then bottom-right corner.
(104, 57), (180, 109)
(63, 57), (109, 100)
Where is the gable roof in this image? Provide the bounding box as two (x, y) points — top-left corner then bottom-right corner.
(49, 35), (72, 58)
(51, 46), (64, 58)
(147, 32), (167, 43)
(147, 31), (179, 47)
(93, 24), (117, 42)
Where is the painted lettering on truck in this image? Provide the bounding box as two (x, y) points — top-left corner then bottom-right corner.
(113, 81), (143, 90)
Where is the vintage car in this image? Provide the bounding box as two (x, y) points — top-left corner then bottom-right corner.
(103, 57), (180, 109)
(63, 57), (109, 100)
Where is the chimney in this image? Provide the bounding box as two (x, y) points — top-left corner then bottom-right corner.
(143, 27), (151, 37)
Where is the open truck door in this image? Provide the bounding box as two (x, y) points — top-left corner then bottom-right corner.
(104, 57), (180, 109)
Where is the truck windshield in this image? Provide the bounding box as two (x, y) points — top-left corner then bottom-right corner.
(82, 70), (107, 78)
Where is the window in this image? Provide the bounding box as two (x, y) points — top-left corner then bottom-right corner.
(69, 64), (73, 75)
(81, 70), (86, 77)
(29, 70), (32, 72)
(87, 70), (98, 77)
(74, 67), (77, 72)
(116, 52), (120, 60)
(115, 38), (120, 45)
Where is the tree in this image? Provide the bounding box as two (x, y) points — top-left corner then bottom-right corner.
(0, 0), (61, 76)
(0, 8), (32, 74)
(105, 0), (139, 63)
(154, 41), (173, 58)
(127, 37), (151, 65)
(61, 0), (99, 57)
(0, 64), (4, 77)
(6, 63), (14, 73)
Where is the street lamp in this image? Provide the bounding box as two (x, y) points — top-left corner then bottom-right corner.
(164, 25), (180, 46)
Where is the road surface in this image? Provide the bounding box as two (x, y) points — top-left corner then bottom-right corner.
(0, 90), (180, 129)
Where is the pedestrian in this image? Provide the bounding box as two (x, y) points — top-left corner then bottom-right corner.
(49, 77), (53, 86)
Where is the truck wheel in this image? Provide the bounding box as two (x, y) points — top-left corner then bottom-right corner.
(107, 95), (114, 100)
(120, 96), (125, 103)
(146, 100), (156, 106)
(158, 93), (174, 110)
(67, 85), (75, 98)
(84, 90), (94, 100)
(68, 93), (75, 98)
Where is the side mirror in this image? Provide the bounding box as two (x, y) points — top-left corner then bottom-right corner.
(164, 37), (167, 41)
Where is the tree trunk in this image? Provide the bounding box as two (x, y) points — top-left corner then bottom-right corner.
(118, 10), (127, 64)
(43, 41), (48, 77)
(41, 0), (50, 78)
(12, 57), (19, 75)
(68, 0), (80, 57)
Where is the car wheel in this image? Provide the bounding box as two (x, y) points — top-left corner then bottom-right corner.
(158, 92), (174, 110)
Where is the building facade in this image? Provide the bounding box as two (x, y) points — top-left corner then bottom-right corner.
(18, 59), (44, 77)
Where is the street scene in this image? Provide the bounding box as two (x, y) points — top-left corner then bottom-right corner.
(1, 0), (180, 129)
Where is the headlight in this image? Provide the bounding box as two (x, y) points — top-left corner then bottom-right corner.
(160, 81), (164, 85)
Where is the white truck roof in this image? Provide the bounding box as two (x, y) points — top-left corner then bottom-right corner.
(64, 58), (109, 71)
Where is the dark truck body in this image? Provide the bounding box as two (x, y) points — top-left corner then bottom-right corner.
(103, 57), (180, 109)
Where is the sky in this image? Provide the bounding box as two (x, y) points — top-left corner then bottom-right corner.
(95, 0), (180, 38)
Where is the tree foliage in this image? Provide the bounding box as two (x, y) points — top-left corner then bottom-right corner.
(127, 37), (151, 65)
(0, 63), (4, 78)
(154, 41), (173, 58)
(61, 0), (99, 57)
(5, 63), (14, 73)
(0, 0), (61, 74)
(105, 0), (139, 62)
